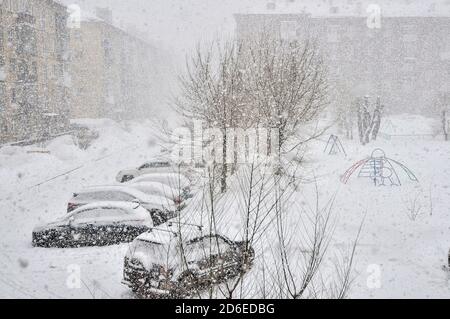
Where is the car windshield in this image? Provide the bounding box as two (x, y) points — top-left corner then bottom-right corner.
(185, 235), (231, 262)
(131, 238), (177, 268)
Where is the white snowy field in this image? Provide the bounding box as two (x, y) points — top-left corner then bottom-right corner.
(0, 115), (449, 299)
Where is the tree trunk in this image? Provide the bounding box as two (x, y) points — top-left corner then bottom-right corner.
(221, 128), (227, 193)
(443, 110), (448, 141)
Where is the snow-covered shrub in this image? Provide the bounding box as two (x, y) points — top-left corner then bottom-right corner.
(71, 125), (99, 150)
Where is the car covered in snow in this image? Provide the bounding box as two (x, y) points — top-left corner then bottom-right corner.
(122, 225), (255, 298)
(116, 160), (174, 183)
(128, 173), (192, 195)
(32, 202), (158, 248)
(67, 186), (178, 222)
(126, 181), (188, 205)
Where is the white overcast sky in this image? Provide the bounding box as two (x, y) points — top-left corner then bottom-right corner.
(60, 0), (256, 55)
(59, 0), (450, 59)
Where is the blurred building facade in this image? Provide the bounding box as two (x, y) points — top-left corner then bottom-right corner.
(235, 4), (450, 115)
(0, 0), (70, 143)
(0, 2), (161, 143)
(69, 14), (158, 120)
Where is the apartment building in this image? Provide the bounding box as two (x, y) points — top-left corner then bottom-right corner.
(69, 16), (158, 120)
(235, 1), (450, 114)
(0, 0), (70, 143)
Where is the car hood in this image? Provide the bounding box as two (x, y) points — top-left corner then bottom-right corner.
(33, 217), (68, 233)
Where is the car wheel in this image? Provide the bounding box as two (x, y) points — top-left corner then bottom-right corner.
(178, 271), (200, 294)
(121, 175), (134, 183)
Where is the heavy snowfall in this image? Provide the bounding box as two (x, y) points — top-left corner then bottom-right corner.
(0, 0), (449, 299)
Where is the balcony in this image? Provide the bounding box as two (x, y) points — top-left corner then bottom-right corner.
(16, 13), (36, 26)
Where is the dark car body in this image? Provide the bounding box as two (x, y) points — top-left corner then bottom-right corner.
(122, 229), (255, 298)
(32, 202), (155, 248)
(66, 186), (177, 224)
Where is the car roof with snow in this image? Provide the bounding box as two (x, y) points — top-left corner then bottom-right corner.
(34, 201), (151, 232)
(69, 201), (149, 216)
(131, 172), (190, 184)
(128, 181), (177, 190)
(134, 223), (204, 245)
(75, 185), (175, 205)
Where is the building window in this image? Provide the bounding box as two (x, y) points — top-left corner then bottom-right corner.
(327, 25), (340, 43)
(17, 0), (33, 15)
(30, 61), (37, 82)
(13, 60), (36, 83)
(404, 42), (416, 60)
(401, 75), (415, 91)
(14, 22), (37, 56)
(403, 60), (416, 73)
(328, 43), (339, 61)
(9, 58), (16, 74)
(280, 21), (297, 41)
(441, 40), (450, 61)
(402, 24), (417, 59)
(403, 34), (417, 42)
(11, 88), (16, 104)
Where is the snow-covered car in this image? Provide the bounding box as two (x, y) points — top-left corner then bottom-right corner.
(32, 202), (158, 248)
(129, 173), (191, 193)
(116, 160), (174, 183)
(122, 226), (255, 298)
(126, 181), (187, 204)
(67, 186), (178, 223)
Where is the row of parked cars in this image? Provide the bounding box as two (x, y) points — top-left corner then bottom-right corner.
(31, 159), (254, 298)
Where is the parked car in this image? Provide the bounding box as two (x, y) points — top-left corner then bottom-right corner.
(67, 186), (177, 222)
(116, 160), (174, 183)
(126, 181), (186, 204)
(32, 202), (158, 248)
(129, 173), (191, 194)
(122, 225), (255, 298)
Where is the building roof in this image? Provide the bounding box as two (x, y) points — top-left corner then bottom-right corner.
(78, 16), (154, 48)
(240, 0), (450, 18)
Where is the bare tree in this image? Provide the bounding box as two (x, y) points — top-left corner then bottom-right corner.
(333, 83), (357, 140)
(442, 110), (448, 141)
(175, 40), (248, 192)
(180, 159), (362, 299)
(243, 34), (329, 153)
(175, 35), (329, 192)
(431, 92), (449, 141)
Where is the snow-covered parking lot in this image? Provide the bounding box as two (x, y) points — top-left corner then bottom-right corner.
(0, 117), (449, 298)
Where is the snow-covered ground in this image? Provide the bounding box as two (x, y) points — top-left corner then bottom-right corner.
(0, 115), (449, 299)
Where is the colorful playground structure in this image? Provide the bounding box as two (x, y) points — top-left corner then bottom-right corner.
(341, 149), (419, 186)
